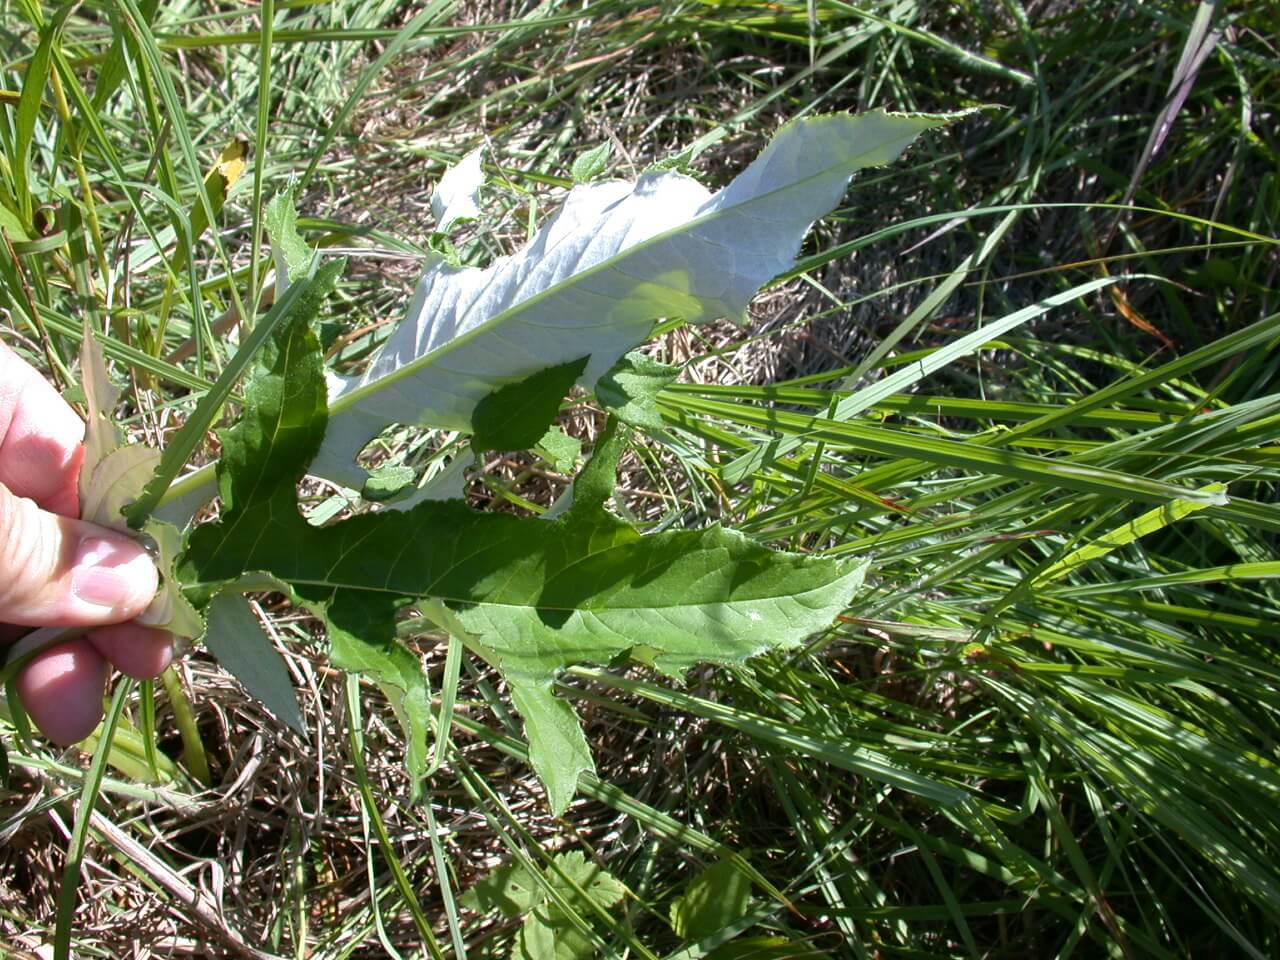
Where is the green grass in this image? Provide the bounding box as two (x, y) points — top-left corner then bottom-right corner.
(1, 0), (1278, 957)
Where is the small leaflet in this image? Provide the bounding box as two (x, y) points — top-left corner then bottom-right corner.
(431, 146), (486, 232)
(570, 141), (612, 183)
(595, 351), (681, 429)
(203, 591), (305, 734)
(264, 185), (314, 295)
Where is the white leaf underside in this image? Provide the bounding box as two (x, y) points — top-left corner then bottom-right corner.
(431, 146), (486, 231)
(312, 110), (955, 487)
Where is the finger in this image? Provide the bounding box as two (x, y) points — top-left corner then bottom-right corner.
(15, 636), (109, 745)
(0, 342), (84, 517)
(87, 623), (174, 680)
(0, 483), (158, 627)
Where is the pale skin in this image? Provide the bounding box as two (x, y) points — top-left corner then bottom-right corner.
(0, 342), (173, 744)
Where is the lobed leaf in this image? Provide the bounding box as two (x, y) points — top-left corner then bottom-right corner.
(460, 861), (541, 918)
(181, 312), (865, 809)
(535, 426), (582, 473)
(596, 351), (681, 429)
(463, 851), (626, 960)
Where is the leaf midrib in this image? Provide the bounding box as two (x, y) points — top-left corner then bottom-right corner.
(197, 563), (858, 613)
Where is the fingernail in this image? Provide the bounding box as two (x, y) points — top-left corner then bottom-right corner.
(71, 537), (157, 611)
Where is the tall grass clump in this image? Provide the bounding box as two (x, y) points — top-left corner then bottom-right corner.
(1, 1), (1277, 957)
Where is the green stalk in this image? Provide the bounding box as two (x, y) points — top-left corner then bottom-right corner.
(161, 665), (211, 787)
(248, 0), (275, 320)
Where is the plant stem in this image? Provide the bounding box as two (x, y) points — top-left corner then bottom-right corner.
(161, 665), (211, 787)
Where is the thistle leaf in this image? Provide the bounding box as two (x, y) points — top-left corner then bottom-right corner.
(460, 861), (541, 918)
(264, 185), (314, 293)
(181, 312), (866, 809)
(312, 111), (961, 488)
(596, 352), (681, 429)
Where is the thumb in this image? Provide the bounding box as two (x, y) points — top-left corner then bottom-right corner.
(0, 481), (158, 627)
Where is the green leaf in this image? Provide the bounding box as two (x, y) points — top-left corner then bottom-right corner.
(570, 141), (612, 183)
(459, 861), (541, 918)
(518, 907), (595, 960)
(181, 313), (866, 809)
(453, 419), (867, 692)
(130, 259), (346, 528)
(471, 356), (588, 454)
(179, 308), (431, 780)
(535, 426), (582, 473)
(203, 592), (304, 735)
(510, 682), (594, 815)
(506, 851), (626, 960)
(264, 186), (314, 290)
(545, 850), (626, 913)
(362, 463), (416, 502)
(646, 127), (724, 174)
(671, 858), (753, 943)
(329, 594), (432, 797)
(460, 850), (622, 926)
(596, 351), (680, 429)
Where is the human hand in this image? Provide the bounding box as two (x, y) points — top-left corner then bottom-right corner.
(1, 342), (173, 744)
